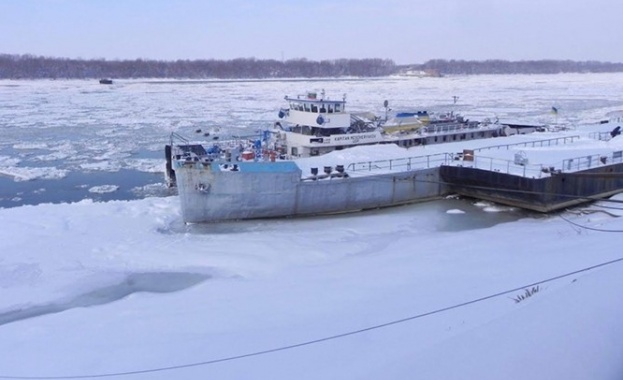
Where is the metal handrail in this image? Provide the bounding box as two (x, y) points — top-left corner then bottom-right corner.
(455, 150), (623, 178)
(343, 148), (623, 179)
(561, 151), (623, 172)
(473, 135), (580, 152)
(346, 153), (454, 172)
(588, 131), (612, 141)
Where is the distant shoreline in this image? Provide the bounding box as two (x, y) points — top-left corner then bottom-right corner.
(2, 54), (623, 79)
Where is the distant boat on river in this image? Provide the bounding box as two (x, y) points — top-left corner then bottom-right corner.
(99, 79), (113, 85)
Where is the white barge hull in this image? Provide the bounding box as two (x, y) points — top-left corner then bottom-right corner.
(175, 161), (447, 223)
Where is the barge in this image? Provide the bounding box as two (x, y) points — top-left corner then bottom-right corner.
(165, 93), (623, 224)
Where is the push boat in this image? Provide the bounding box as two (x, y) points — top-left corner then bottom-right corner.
(274, 91), (516, 158)
(165, 92), (547, 223)
(166, 92), (523, 187)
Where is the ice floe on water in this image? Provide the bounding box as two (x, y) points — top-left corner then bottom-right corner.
(88, 185), (119, 194)
(446, 208), (466, 214)
(12, 142), (49, 150)
(124, 158), (165, 173)
(79, 158), (163, 173)
(80, 161), (122, 172)
(474, 201), (516, 213)
(483, 205), (516, 213)
(32, 150), (75, 162)
(131, 182), (171, 197)
(0, 155), (21, 166)
(0, 166), (69, 181)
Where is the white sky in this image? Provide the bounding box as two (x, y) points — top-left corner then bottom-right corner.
(2, 0), (623, 64)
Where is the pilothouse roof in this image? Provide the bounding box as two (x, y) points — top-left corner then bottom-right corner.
(285, 91), (346, 105)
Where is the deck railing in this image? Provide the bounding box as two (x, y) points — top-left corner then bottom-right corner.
(343, 147), (623, 179)
(453, 150), (623, 178)
(562, 151), (623, 172)
(421, 122), (493, 135)
(473, 135), (580, 152)
(588, 131), (612, 141)
(344, 136), (579, 176)
(462, 156), (547, 178)
(346, 153), (454, 172)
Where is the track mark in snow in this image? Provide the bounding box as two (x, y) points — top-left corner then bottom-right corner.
(0, 272), (208, 327)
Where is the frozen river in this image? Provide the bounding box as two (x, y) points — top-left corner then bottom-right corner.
(2, 74), (623, 380)
(1, 73), (623, 208)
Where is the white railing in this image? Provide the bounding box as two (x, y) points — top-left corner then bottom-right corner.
(561, 151), (623, 172)
(343, 149), (623, 179)
(346, 153), (454, 172)
(460, 150), (623, 178)
(461, 156), (551, 178)
(473, 135), (580, 152)
(588, 131), (612, 141)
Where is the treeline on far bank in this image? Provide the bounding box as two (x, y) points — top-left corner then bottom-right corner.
(1, 54), (623, 79)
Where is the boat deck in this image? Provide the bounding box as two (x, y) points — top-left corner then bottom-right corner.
(290, 124), (623, 212)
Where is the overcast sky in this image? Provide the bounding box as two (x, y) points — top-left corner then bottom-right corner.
(2, 0), (622, 64)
